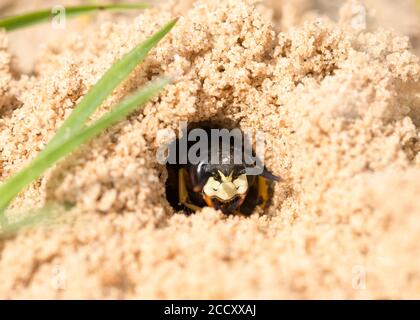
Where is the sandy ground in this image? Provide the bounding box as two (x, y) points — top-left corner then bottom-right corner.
(0, 0), (419, 299)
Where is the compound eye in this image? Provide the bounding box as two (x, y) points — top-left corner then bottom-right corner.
(193, 163), (211, 190)
(197, 162), (210, 179)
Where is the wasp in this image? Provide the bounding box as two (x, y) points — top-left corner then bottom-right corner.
(165, 124), (280, 215)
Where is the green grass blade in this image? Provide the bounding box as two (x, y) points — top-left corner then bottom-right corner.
(0, 19), (177, 215)
(0, 3), (150, 31)
(0, 204), (62, 239)
(48, 18), (177, 148)
(0, 79), (168, 213)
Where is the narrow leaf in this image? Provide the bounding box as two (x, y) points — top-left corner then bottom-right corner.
(0, 204), (62, 239)
(0, 19), (177, 215)
(0, 3), (149, 31)
(0, 79), (168, 213)
(48, 18), (177, 148)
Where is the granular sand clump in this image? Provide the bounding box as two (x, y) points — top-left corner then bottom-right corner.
(0, 0), (419, 299)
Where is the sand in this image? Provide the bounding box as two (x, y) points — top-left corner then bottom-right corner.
(0, 0), (419, 299)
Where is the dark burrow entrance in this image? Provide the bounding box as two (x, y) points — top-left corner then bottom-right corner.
(164, 121), (279, 215)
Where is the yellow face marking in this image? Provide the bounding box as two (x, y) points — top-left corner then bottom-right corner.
(203, 172), (248, 202)
(233, 174), (248, 195)
(218, 170), (233, 183)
